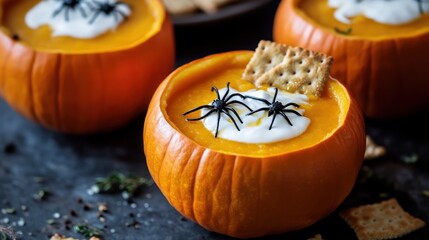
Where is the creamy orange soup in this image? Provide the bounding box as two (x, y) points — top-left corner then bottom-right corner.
(297, 0), (429, 38)
(165, 55), (346, 157)
(0, 0), (159, 52)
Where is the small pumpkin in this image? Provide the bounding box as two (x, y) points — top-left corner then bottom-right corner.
(0, 0), (175, 133)
(274, 0), (429, 119)
(144, 51), (365, 238)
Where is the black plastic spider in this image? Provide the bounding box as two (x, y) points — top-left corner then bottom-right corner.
(88, 0), (130, 24)
(245, 88), (302, 130)
(52, 0), (87, 21)
(415, 0), (429, 15)
(183, 82), (252, 138)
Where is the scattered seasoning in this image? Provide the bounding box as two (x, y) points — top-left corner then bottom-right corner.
(125, 219), (141, 229)
(50, 233), (78, 240)
(1, 208), (15, 215)
(183, 82), (252, 137)
(20, 205), (27, 212)
(73, 224), (102, 238)
(53, 213), (61, 219)
(3, 143), (16, 154)
(16, 219), (25, 227)
(76, 197), (83, 204)
(83, 203), (93, 211)
(98, 203), (108, 213)
(0, 225), (15, 240)
(33, 189), (50, 201)
(334, 27), (352, 35)
(180, 216), (187, 222)
(93, 172), (152, 197)
(47, 219), (56, 225)
(400, 154), (419, 164)
(89, 237), (102, 240)
(69, 210), (78, 217)
(422, 190), (429, 197)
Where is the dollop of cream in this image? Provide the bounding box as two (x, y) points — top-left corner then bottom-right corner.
(329, 0), (429, 25)
(25, 0), (131, 39)
(201, 87), (311, 144)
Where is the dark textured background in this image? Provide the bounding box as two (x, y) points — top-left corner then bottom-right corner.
(1, 1), (428, 239)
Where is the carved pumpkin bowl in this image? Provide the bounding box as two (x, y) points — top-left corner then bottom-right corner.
(144, 51), (365, 238)
(274, 0), (429, 119)
(0, 0), (175, 134)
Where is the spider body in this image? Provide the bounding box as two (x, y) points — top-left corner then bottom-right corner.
(52, 0), (87, 21)
(245, 88), (302, 130)
(88, 0), (130, 24)
(183, 83), (252, 138)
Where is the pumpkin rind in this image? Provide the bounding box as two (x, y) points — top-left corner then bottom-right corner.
(0, 0), (175, 133)
(144, 51), (365, 238)
(274, 0), (429, 119)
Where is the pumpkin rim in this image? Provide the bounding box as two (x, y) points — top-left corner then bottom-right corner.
(0, 0), (166, 54)
(287, 0), (429, 41)
(159, 50), (353, 158)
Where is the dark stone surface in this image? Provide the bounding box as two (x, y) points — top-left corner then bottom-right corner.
(1, 1), (428, 239)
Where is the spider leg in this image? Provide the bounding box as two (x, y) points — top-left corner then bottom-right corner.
(112, 11), (120, 22)
(282, 109), (302, 117)
(89, 10), (101, 24)
(186, 109), (216, 121)
(211, 86), (221, 101)
(243, 95), (271, 105)
(284, 102), (300, 108)
(279, 111), (293, 126)
(269, 113), (278, 130)
(224, 93), (245, 102)
(221, 109), (241, 131)
(246, 107), (270, 116)
(52, 5), (65, 18)
(225, 100), (253, 111)
(183, 105), (213, 116)
(77, 5), (87, 18)
(65, 7), (70, 21)
(222, 82), (231, 101)
(271, 88), (279, 104)
(215, 110), (221, 138)
(115, 10), (128, 21)
(224, 107), (243, 123)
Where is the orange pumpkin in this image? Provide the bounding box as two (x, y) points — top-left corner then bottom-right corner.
(144, 51), (365, 238)
(0, 0), (175, 133)
(274, 0), (429, 119)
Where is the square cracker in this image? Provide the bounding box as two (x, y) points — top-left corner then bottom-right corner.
(340, 198), (425, 240)
(242, 40), (291, 83)
(192, 0), (237, 13)
(162, 0), (198, 15)
(255, 44), (333, 97)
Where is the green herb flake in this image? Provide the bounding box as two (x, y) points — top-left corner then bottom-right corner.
(400, 154), (419, 164)
(0, 226), (15, 240)
(33, 189), (50, 201)
(422, 190), (429, 197)
(379, 192), (389, 198)
(334, 27), (352, 35)
(73, 224), (102, 238)
(93, 172), (153, 197)
(0, 208), (15, 215)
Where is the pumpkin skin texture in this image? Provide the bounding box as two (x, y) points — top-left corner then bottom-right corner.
(274, 0), (429, 119)
(144, 51), (365, 238)
(0, 0), (175, 134)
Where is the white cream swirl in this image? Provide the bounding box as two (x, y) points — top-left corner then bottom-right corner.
(25, 0), (131, 39)
(329, 0), (429, 25)
(201, 87), (311, 144)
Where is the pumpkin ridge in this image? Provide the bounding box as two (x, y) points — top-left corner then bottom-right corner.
(0, 38), (13, 97)
(157, 132), (174, 198)
(56, 54), (63, 131)
(192, 148), (208, 224)
(28, 51), (39, 124)
(52, 54), (60, 130)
